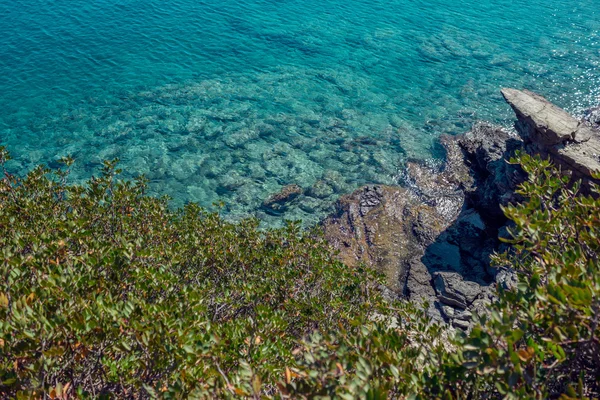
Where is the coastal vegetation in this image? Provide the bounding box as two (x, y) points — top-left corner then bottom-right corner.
(0, 146), (598, 399)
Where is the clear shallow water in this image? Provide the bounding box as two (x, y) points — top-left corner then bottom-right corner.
(1, 0), (599, 226)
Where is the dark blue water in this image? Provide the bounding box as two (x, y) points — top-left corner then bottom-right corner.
(1, 0), (598, 225)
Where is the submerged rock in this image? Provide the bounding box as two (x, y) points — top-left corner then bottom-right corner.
(307, 180), (335, 199)
(261, 184), (304, 215)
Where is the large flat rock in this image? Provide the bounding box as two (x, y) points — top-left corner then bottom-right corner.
(502, 88), (600, 178)
(501, 88), (579, 146)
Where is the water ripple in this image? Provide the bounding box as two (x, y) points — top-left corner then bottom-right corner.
(0, 0), (598, 226)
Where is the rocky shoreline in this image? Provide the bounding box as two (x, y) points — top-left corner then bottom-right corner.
(322, 89), (600, 329)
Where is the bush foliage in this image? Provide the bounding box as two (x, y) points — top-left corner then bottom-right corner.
(0, 148), (598, 399)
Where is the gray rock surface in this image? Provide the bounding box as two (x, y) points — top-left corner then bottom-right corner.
(502, 88), (600, 180)
(585, 107), (600, 129)
(501, 88), (581, 146)
(456, 122), (525, 225)
(434, 272), (485, 307)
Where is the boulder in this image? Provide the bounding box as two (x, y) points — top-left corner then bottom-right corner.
(322, 122), (511, 329)
(261, 184), (303, 215)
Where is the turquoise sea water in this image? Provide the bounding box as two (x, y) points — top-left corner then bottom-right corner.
(1, 0), (599, 225)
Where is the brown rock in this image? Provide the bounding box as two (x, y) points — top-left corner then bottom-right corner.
(322, 162), (463, 295)
(322, 185), (419, 293)
(261, 184), (303, 214)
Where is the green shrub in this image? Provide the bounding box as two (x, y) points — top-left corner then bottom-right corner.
(0, 148), (386, 398)
(454, 153), (600, 399)
(1, 148), (598, 399)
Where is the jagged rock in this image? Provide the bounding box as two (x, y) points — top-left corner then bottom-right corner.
(438, 134), (475, 189)
(322, 134), (472, 296)
(405, 134), (474, 197)
(502, 88), (600, 179)
(404, 260), (436, 302)
(457, 122), (525, 225)
(433, 272), (483, 307)
(322, 122), (506, 318)
(433, 272), (490, 329)
(322, 184), (461, 293)
(585, 107), (600, 128)
(452, 319), (471, 330)
(458, 122), (514, 168)
(261, 184), (303, 215)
